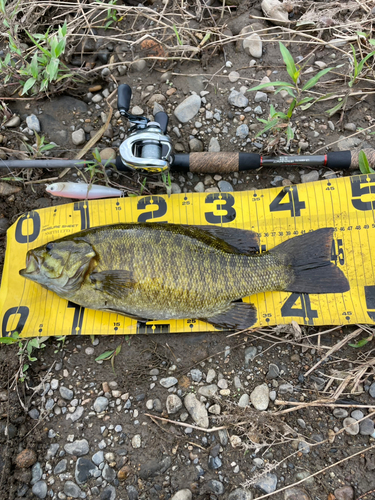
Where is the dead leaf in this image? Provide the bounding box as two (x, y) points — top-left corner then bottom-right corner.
(0, 182), (21, 196)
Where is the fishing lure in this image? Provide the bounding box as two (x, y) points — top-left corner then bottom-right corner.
(46, 182), (122, 200)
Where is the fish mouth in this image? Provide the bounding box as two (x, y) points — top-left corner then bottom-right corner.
(19, 251), (40, 277)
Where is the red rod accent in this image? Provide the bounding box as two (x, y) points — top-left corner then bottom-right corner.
(260, 156), (263, 166)
(324, 154), (327, 166)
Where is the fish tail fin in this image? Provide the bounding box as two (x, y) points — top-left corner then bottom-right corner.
(271, 228), (349, 294)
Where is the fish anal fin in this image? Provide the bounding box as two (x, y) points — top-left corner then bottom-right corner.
(193, 225), (260, 254)
(203, 302), (257, 330)
(89, 270), (136, 299)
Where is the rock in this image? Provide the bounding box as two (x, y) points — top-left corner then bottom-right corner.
(31, 462), (43, 485)
(245, 346), (257, 364)
(301, 170), (319, 183)
(15, 449), (37, 468)
(255, 473), (278, 493)
(243, 33), (262, 58)
(218, 180), (234, 192)
(284, 487), (311, 500)
(189, 138), (204, 152)
(166, 395), (183, 414)
(208, 456), (222, 469)
(92, 451), (104, 466)
(59, 386), (74, 400)
(267, 363), (280, 379)
(64, 481), (83, 498)
(46, 443), (59, 460)
(139, 456), (171, 479)
(75, 457), (97, 484)
(228, 488), (253, 500)
(102, 463), (116, 482)
(32, 481), (47, 499)
(299, 141), (309, 150)
(190, 369), (203, 382)
(194, 182), (204, 193)
(72, 128), (86, 146)
(54, 459), (67, 474)
(101, 485), (116, 500)
(238, 394), (250, 408)
(132, 435), (141, 448)
(208, 137), (220, 152)
(254, 105), (263, 115)
(4, 115), (20, 127)
(198, 385), (218, 398)
(64, 439), (89, 456)
(132, 105), (144, 116)
(351, 410), (364, 420)
(184, 393), (209, 428)
(171, 183), (181, 194)
(236, 124), (249, 139)
(279, 383), (293, 394)
(26, 114), (41, 133)
(118, 465), (131, 481)
(94, 396), (109, 413)
(66, 406), (84, 422)
(315, 61), (327, 69)
(229, 71), (240, 83)
(369, 382), (375, 398)
(298, 441), (310, 454)
(208, 404), (221, 415)
(344, 123), (357, 132)
(171, 489), (192, 500)
(100, 148), (116, 161)
(255, 91), (268, 102)
(337, 136), (362, 151)
(334, 486), (354, 500)
(92, 94), (103, 103)
(160, 377), (178, 388)
(147, 94), (166, 107)
(228, 90), (249, 108)
(207, 480), (224, 495)
(126, 485), (138, 500)
(360, 419), (374, 435)
(174, 95), (201, 123)
(206, 369), (216, 383)
(343, 417), (359, 435)
(132, 59), (147, 72)
(250, 384), (269, 410)
(261, 0), (289, 24)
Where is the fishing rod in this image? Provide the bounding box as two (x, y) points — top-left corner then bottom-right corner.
(1, 84), (373, 174)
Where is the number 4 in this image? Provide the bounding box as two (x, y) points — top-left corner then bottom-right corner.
(269, 186), (306, 217)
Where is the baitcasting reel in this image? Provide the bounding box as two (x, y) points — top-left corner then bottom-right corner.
(117, 84), (173, 173)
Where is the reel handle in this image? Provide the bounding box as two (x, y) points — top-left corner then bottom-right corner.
(117, 84), (132, 115)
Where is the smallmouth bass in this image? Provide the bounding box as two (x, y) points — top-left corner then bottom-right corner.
(20, 224), (349, 330)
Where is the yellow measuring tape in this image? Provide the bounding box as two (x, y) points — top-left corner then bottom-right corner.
(1, 173), (375, 338)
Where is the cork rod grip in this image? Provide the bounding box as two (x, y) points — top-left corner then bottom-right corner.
(189, 153), (240, 174)
(350, 149), (375, 170)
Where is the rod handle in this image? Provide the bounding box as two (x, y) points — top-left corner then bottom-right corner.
(172, 153), (260, 174)
(117, 84), (132, 114)
(350, 149), (375, 170)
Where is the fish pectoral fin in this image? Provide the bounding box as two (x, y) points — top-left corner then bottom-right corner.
(89, 270), (136, 299)
(203, 302), (257, 330)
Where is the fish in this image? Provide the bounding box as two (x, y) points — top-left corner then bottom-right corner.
(46, 182), (122, 200)
(19, 224), (350, 330)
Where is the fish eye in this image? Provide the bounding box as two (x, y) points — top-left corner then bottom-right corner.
(45, 243), (54, 252)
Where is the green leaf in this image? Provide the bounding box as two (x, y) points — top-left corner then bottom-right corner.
(279, 42), (297, 82)
(22, 364), (29, 372)
(114, 344), (122, 356)
(248, 81), (293, 92)
(173, 24), (183, 45)
(21, 77), (36, 95)
(255, 117), (279, 137)
(358, 150), (375, 174)
(59, 21), (68, 38)
(349, 337), (372, 348)
(0, 337), (18, 344)
(26, 30), (52, 58)
(40, 78), (49, 92)
(326, 99), (345, 117)
(287, 98), (296, 118)
(357, 49), (375, 75)
(30, 52), (39, 79)
(95, 350), (114, 361)
(269, 104), (277, 117)
(286, 125), (294, 145)
(297, 96), (314, 106)
(302, 67), (333, 91)
(46, 57), (60, 81)
(54, 38), (66, 58)
(3, 18), (9, 28)
(369, 39), (375, 46)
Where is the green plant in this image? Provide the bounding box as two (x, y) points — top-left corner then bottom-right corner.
(173, 24), (183, 45)
(95, 344), (122, 373)
(95, 0), (118, 29)
(161, 171), (172, 197)
(23, 132), (57, 158)
(248, 42), (334, 148)
(349, 330), (374, 348)
(358, 150), (375, 174)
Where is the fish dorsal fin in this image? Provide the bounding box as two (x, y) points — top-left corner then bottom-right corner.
(203, 301), (257, 330)
(192, 225), (259, 254)
(89, 270), (136, 299)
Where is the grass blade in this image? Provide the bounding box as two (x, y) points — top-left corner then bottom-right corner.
(279, 42), (297, 82)
(302, 67), (333, 91)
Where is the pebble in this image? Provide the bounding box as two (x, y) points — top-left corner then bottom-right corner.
(360, 419), (374, 435)
(171, 489), (192, 500)
(343, 417), (359, 435)
(4, 115), (21, 127)
(344, 123), (356, 132)
(260, 76), (275, 92)
(174, 95), (201, 123)
(369, 382), (375, 398)
(166, 394), (183, 414)
(337, 136), (361, 151)
(229, 71), (240, 82)
(64, 439), (89, 456)
(228, 90), (249, 108)
(102, 463), (116, 482)
(208, 404), (221, 415)
(261, 0), (289, 24)
(160, 377), (178, 388)
(334, 486), (354, 500)
(245, 346), (257, 364)
(31, 462), (43, 485)
(32, 481), (47, 499)
(54, 459), (67, 474)
(207, 480), (224, 495)
(184, 393), (209, 428)
(26, 114), (41, 133)
(132, 59), (147, 72)
(67, 406), (84, 423)
(132, 435), (141, 448)
(94, 396), (109, 413)
(132, 105), (144, 115)
(59, 386), (74, 400)
(16, 449), (37, 468)
(218, 180), (234, 192)
(243, 33), (262, 58)
(92, 450), (104, 466)
(228, 488), (253, 500)
(236, 124), (249, 139)
(171, 183), (181, 194)
(333, 408), (348, 418)
(206, 369), (216, 383)
(255, 91), (268, 102)
(101, 485), (116, 500)
(64, 481), (83, 498)
(189, 138), (204, 152)
(255, 473), (278, 494)
(301, 170), (319, 183)
(29, 408), (40, 420)
(284, 487), (311, 500)
(46, 443), (59, 460)
(190, 369), (202, 382)
(76, 457), (97, 484)
(198, 384), (218, 398)
(209, 137), (221, 153)
(351, 410), (364, 420)
(194, 182), (205, 193)
(72, 128), (86, 146)
(238, 394), (249, 408)
(298, 441), (310, 454)
(267, 363), (279, 379)
(315, 61), (327, 69)
(279, 383), (293, 394)
(250, 384), (269, 410)
(328, 120), (335, 131)
(254, 105), (263, 115)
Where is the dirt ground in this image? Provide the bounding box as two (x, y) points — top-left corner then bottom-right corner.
(1, 0), (375, 499)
